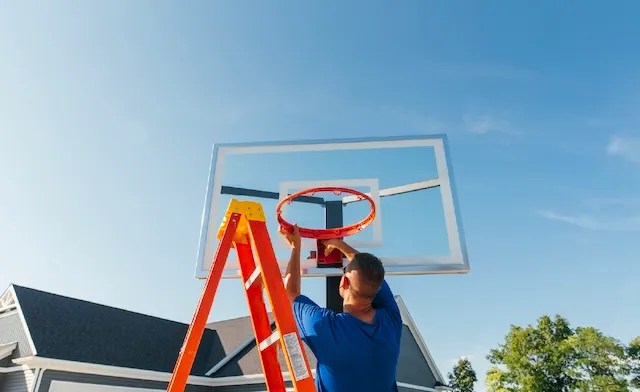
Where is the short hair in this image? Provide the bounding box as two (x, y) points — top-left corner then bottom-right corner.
(345, 252), (385, 300)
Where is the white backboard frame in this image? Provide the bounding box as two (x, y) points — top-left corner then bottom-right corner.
(195, 134), (470, 279)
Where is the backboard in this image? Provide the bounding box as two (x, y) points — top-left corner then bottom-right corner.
(195, 134), (469, 279)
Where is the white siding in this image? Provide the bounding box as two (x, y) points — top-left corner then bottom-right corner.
(2, 368), (35, 392)
(0, 313), (35, 360)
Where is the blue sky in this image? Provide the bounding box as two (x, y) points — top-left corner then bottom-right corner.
(1, 1), (639, 390)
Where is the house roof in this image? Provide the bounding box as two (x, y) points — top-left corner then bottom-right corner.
(4, 284), (445, 387)
(9, 285), (222, 376)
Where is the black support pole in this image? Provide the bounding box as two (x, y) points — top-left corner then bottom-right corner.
(220, 183), (344, 311)
(324, 201), (344, 313)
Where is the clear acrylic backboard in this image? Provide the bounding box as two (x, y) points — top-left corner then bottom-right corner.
(195, 134), (470, 279)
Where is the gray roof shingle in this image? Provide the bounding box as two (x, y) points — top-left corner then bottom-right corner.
(12, 285), (223, 376)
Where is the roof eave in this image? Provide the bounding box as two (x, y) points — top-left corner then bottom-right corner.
(12, 356), (299, 387)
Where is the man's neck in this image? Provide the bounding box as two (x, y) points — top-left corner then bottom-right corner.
(342, 300), (375, 323)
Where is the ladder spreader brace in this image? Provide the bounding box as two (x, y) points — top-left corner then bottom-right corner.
(166, 199), (316, 392)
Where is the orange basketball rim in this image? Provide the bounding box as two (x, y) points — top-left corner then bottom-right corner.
(276, 186), (377, 239)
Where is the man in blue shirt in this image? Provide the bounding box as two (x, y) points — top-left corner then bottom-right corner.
(279, 225), (403, 392)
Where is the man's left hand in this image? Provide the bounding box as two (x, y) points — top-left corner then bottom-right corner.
(279, 224), (301, 249)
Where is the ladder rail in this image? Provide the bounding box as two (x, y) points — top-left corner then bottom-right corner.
(236, 242), (287, 391)
(247, 219), (316, 390)
(166, 200), (317, 392)
(166, 212), (241, 392)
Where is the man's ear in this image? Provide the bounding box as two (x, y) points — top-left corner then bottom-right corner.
(340, 275), (349, 289)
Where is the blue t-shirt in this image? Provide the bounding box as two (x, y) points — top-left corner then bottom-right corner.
(292, 280), (403, 392)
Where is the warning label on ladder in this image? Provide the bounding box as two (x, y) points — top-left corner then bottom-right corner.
(283, 332), (310, 381)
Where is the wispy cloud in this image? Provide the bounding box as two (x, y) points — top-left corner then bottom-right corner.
(537, 197), (640, 231)
(466, 115), (504, 135)
(537, 210), (600, 230)
(606, 136), (640, 163)
(464, 114), (522, 136)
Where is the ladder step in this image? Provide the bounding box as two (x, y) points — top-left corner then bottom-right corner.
(259, 330), (281, 352)
(244, 266), (262, 289)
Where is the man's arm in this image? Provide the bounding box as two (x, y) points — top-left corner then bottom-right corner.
(283, 245), (301, 302)
(322, 238), (358, 262)
(291, 294), (333, 357)
(280, 225), (302, 302)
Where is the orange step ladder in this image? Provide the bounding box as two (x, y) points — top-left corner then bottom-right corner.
(166, 199), (316, 392)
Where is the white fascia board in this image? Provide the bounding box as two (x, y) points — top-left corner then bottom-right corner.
(13, 356), (217, 386)
(12, 356), (303, 387)
(16, 356), (444, 390)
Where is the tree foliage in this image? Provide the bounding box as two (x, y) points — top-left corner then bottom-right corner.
(571, 326), (629, 391)
(448, 357), (477, 392)
(486, 315), (637, 392)
(629, 337), (640, 390)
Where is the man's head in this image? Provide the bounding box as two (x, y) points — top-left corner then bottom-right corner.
(339, 252), (385, 303)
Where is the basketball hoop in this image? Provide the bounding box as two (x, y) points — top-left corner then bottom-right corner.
(276, 186), (377, 240)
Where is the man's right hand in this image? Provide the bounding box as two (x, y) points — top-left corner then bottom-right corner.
(322, 238), (344, 256)
(321, 238), (359, 262)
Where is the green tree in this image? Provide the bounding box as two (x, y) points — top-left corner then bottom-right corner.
(628, 337), (640, 390)
(448, 357), (477, 392)
(571, 327), (629, 391)
(486, 315), (631, 392)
